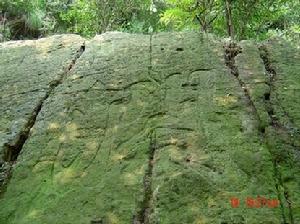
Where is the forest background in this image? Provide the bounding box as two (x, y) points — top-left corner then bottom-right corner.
(0, 0), (299, 41)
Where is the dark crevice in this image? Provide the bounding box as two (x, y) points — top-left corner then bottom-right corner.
(133, 34), (155, 224)
(156, 125), (194, 132)
(273, 161), (288, 224)
(259, 45), (299, 137)
(259, 45), (294, 224)
(3, 93), (49, 162)
(259, 45), (279, 126)
(148, 111), (167, 119)
(3, 42), (85, 162)
(0, 42), (86, 196)
(148, 35), (152, 77)
(181, 82), (198, 88)
(260, 126), (266, 134)
(179, 97), (197, 104)
(224, 42), (289, 223)
(124, 80), (152, 90)
(224, 42), (242, 77)
(133, 131), (157, 224)
(68, 44), (85, 71)
(224, 42), (263, 128)
(165, 72), (181, 79)
(264, 92), (270, 101)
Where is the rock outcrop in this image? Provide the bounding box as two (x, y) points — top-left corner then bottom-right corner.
(0, 32), (299, 224)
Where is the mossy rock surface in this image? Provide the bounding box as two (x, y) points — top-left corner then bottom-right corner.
(0, 32), (299, 224)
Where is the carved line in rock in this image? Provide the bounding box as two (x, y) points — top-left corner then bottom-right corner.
(224, 41), (291, 224)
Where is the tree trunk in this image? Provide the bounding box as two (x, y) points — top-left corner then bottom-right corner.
(0, 12), (7, 42)
(225, 0), (234, 38)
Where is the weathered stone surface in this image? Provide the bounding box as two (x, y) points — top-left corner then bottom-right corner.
(148, 33), (280, 224)
(0, 35), (84, 162)
(235, 39), (300, 224)
(1, 33), (152, 224)
(260, 39), (300, 223)
(0, 32), (299, 224)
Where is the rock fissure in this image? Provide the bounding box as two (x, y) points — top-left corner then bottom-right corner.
(0, 42), (86, 196)
(259, 45), (299, 141)
(134, 130), (157, 224)
(259, 45), (295, 224)
(224, 42), (288, 223)
(133, 34), (157, 224)
(3, 42), (86, 162)
(258, 45), (281, 126)
(224, 42), (265, 132)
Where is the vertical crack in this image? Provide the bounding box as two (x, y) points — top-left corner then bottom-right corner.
(0, 42), (86, 196)
(149, 34), (152, 77)
(3, 43), (85, 162)
(259, 45), (300, 140)
(258, 45), (279, 126)
(133, 130), (157, 224)
(273, 160), (288, 224)
(224, 42), (289, 223)
(133, 34), (156, 224)
(224, 42), (265, 132)
(259, 45), (294, 224)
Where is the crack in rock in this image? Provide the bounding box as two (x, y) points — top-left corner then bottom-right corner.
(224, 41), (291, 224)
(259, 45), (295, 224)
(0, 42), (86, 196)
(133, 34), (156, 224)
(224, 42), (265, 132)
(133, 131), (157, 224)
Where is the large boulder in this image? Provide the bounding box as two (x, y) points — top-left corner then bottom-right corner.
(0, 32), (299, 224)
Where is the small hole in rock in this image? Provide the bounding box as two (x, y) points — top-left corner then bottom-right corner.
(268, 109), (274, 116)
(90, 219), (102, 224)
(176, 47), (184, 51)
(161, 48), (164, 51)
(264, 93), (270, 100)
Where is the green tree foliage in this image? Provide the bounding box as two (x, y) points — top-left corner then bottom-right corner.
(58, 0), (98, 36)
(60, 0), (162, 35)
(160, 0), (300, 40)
(0, 0), (299, 41)
(160, 0), (221, 32)
(0, 0), (163, 39)
(0, 0), (46, 39)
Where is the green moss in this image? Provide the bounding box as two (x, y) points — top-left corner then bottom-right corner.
(0, 33), (299, 224)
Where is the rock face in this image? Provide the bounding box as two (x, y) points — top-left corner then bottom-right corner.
(0, 32), (299, 224)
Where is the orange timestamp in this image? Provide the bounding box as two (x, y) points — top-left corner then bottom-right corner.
(230, 196), (280, 208)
